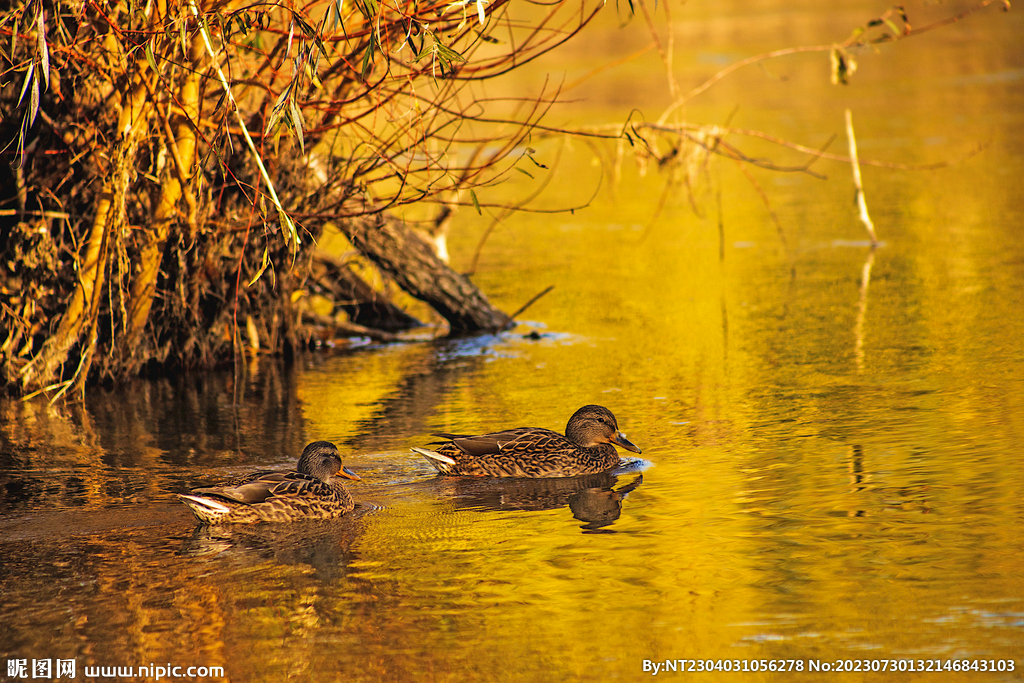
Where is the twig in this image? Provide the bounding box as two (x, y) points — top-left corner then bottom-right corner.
(734, 157), (788, 252)
(643, 121), (983, 171)
(140, 72), (198, 233)
(845, 108), (877, 245)
(508, 285), (554, 322)
(466, 138), (572, 275)
(299, 311), (399, 342)
(562, 43), (656, 93)
(660, 45), (833, 123)
(0, 209), (69, 218)
(716, 185), (724, 263)
(658, 0), (1007, 119)
(636, 0), (679, 102)
(187, 0), (299, 252)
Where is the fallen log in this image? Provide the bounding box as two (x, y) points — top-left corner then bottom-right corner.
(340, 213), (512, 334)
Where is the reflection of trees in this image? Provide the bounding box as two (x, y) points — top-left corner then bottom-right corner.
(339, 338), (494, 453)
(0, 516), (368, 675)
(179, 514), (367, 582)
(844, 444), (933, 516)
(0, 363), (306, 513)
(89, 361), (306, 466)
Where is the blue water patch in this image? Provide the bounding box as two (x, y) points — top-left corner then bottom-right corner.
(611, 457), (653, 474)
(436, 326), (581, 361)
(944, 68), (1024, 87)
(831, 239), (886, 248)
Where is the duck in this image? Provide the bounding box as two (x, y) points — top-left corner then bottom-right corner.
(178, 441), (361, 524)
(411, 404), (641, 478)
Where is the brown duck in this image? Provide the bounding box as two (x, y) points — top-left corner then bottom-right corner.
(411, 404), (642, 477)
(178, 441), (361, 524)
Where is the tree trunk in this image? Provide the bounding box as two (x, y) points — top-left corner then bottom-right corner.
(19, 71), (151, 395)
(340, 214), (512, 334)
(119, 36), (202, 370)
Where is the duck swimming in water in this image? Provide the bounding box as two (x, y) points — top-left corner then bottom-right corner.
(412, 404), (641, 478)
(178, 441), (360, 524)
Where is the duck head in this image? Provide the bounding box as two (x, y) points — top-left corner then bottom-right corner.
(565, 405), (642, 454)
(298, 441), (361, 482)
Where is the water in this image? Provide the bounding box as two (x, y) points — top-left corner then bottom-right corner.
(3, 1), (1024, 680)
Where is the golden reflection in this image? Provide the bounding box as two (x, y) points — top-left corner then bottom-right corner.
(428, 470), (645, 531)
(178, 515), (366, 579)
(854, 247), (875, 373)
(845, 443), (869, 517)
(844, 443), (937, 518)
(2, 3), (1023, 680)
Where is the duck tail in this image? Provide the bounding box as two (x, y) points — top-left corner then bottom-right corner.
(178, 493), (232, 524)
(411, 446), (457, 473)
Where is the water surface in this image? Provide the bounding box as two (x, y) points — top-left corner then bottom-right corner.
(3, 1), (1023, 680)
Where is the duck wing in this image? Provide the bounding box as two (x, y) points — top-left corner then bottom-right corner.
(433, 428), (569, 457)
(192, 471), (331, 506)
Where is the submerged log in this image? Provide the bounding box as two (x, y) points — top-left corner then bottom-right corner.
(340, 214), (512, 334)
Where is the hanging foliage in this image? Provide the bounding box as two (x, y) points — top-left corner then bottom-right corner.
(0, 0), (605, 398)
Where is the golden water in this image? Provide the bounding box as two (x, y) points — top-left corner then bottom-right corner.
(2, 1), (1023, 680)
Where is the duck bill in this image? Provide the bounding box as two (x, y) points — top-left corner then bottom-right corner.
(612, 431), (642, 454)
(339, 466), (362, 482)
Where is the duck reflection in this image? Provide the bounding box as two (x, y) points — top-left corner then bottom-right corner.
(429, 470), (644, 532)
(177, 511), (368, 580)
